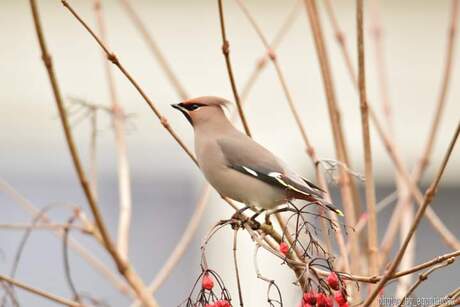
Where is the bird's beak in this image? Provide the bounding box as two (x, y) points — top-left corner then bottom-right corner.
(171, 103), (193, 126)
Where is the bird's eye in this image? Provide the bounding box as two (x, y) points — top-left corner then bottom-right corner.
(183, 103), (203, 111)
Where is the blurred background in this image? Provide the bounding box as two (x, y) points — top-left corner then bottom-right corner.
(0, 0), (459, 306)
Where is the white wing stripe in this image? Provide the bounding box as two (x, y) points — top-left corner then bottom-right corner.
(270, 173), (312, 197)
(242, 166), (258, 177)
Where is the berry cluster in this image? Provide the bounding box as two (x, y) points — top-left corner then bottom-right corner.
(182, 270), (232, 307)
(299, 273), (348, 307)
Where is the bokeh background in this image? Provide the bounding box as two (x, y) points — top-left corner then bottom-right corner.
(1, 0), (459, 306)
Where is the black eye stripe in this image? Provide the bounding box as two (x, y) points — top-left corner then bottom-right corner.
(181, 103), (204, 111)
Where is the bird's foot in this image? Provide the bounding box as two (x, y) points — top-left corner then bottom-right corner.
(264, 214), (272, 226)
(263, 206), (292, 225)
(247, 209), (265, 230)
(231, 205), (250, 221)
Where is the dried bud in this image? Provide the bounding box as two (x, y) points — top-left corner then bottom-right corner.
(327, 272), (340, 290)
(279, 242), (289, 255)
(303, 291), (317, 305)
(202, 273), (214, 290)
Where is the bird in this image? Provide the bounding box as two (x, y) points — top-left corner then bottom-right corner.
(171, 96), (343, 217)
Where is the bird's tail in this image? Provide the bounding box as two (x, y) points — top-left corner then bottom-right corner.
(291, 190), (344, 216)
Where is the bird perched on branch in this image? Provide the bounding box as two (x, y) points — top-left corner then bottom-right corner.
(172, 96), (343, 216)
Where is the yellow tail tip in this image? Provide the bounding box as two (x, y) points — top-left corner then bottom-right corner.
(324, 203), (344, 216)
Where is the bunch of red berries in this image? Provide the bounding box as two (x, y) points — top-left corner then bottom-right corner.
(299, 272), (348, 307)
(200, 273), (232, 307)
(183, 270), (232, 307)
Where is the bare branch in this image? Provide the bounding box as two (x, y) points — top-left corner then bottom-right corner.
(92, 0), (133, 262)
(217, 0), (251, 136)
(232, 229), (244, 307)
(356, 0), (379, 297)
(0, 275), (83, 307)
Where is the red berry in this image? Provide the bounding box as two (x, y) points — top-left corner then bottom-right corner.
(279, 242), (289, 255)
(205, 304), (214, 307)
(202, 273), (214, 290)
(316, 293), (326, 307)
(340, 303), (349, 307)
(303, 291), (317, 305)
(335, 292), (347, 305)
(316, 293), (333, 307)
(326, 272), (340, 290)
(215, 300), (230, 307)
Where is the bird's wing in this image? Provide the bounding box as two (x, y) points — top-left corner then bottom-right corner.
(217, 135), (324, 199)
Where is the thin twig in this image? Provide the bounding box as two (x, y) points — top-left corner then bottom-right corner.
(217, 0), (251, 136)
(356, 0), (379, 292)
(395, 193), (415, 297)
(397, 257), (456, 307)
(93, 0), (133, 261)
(323, 0), (357, 85)
(63, 215), (81, 302)
(0, 223), (88, 232)
(0, 275), (83, 307)
(364, 122), (460, 305)
(89, 110), (98, 200)
(30, 1), (158, 305)
(233, 229), (244, 307)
